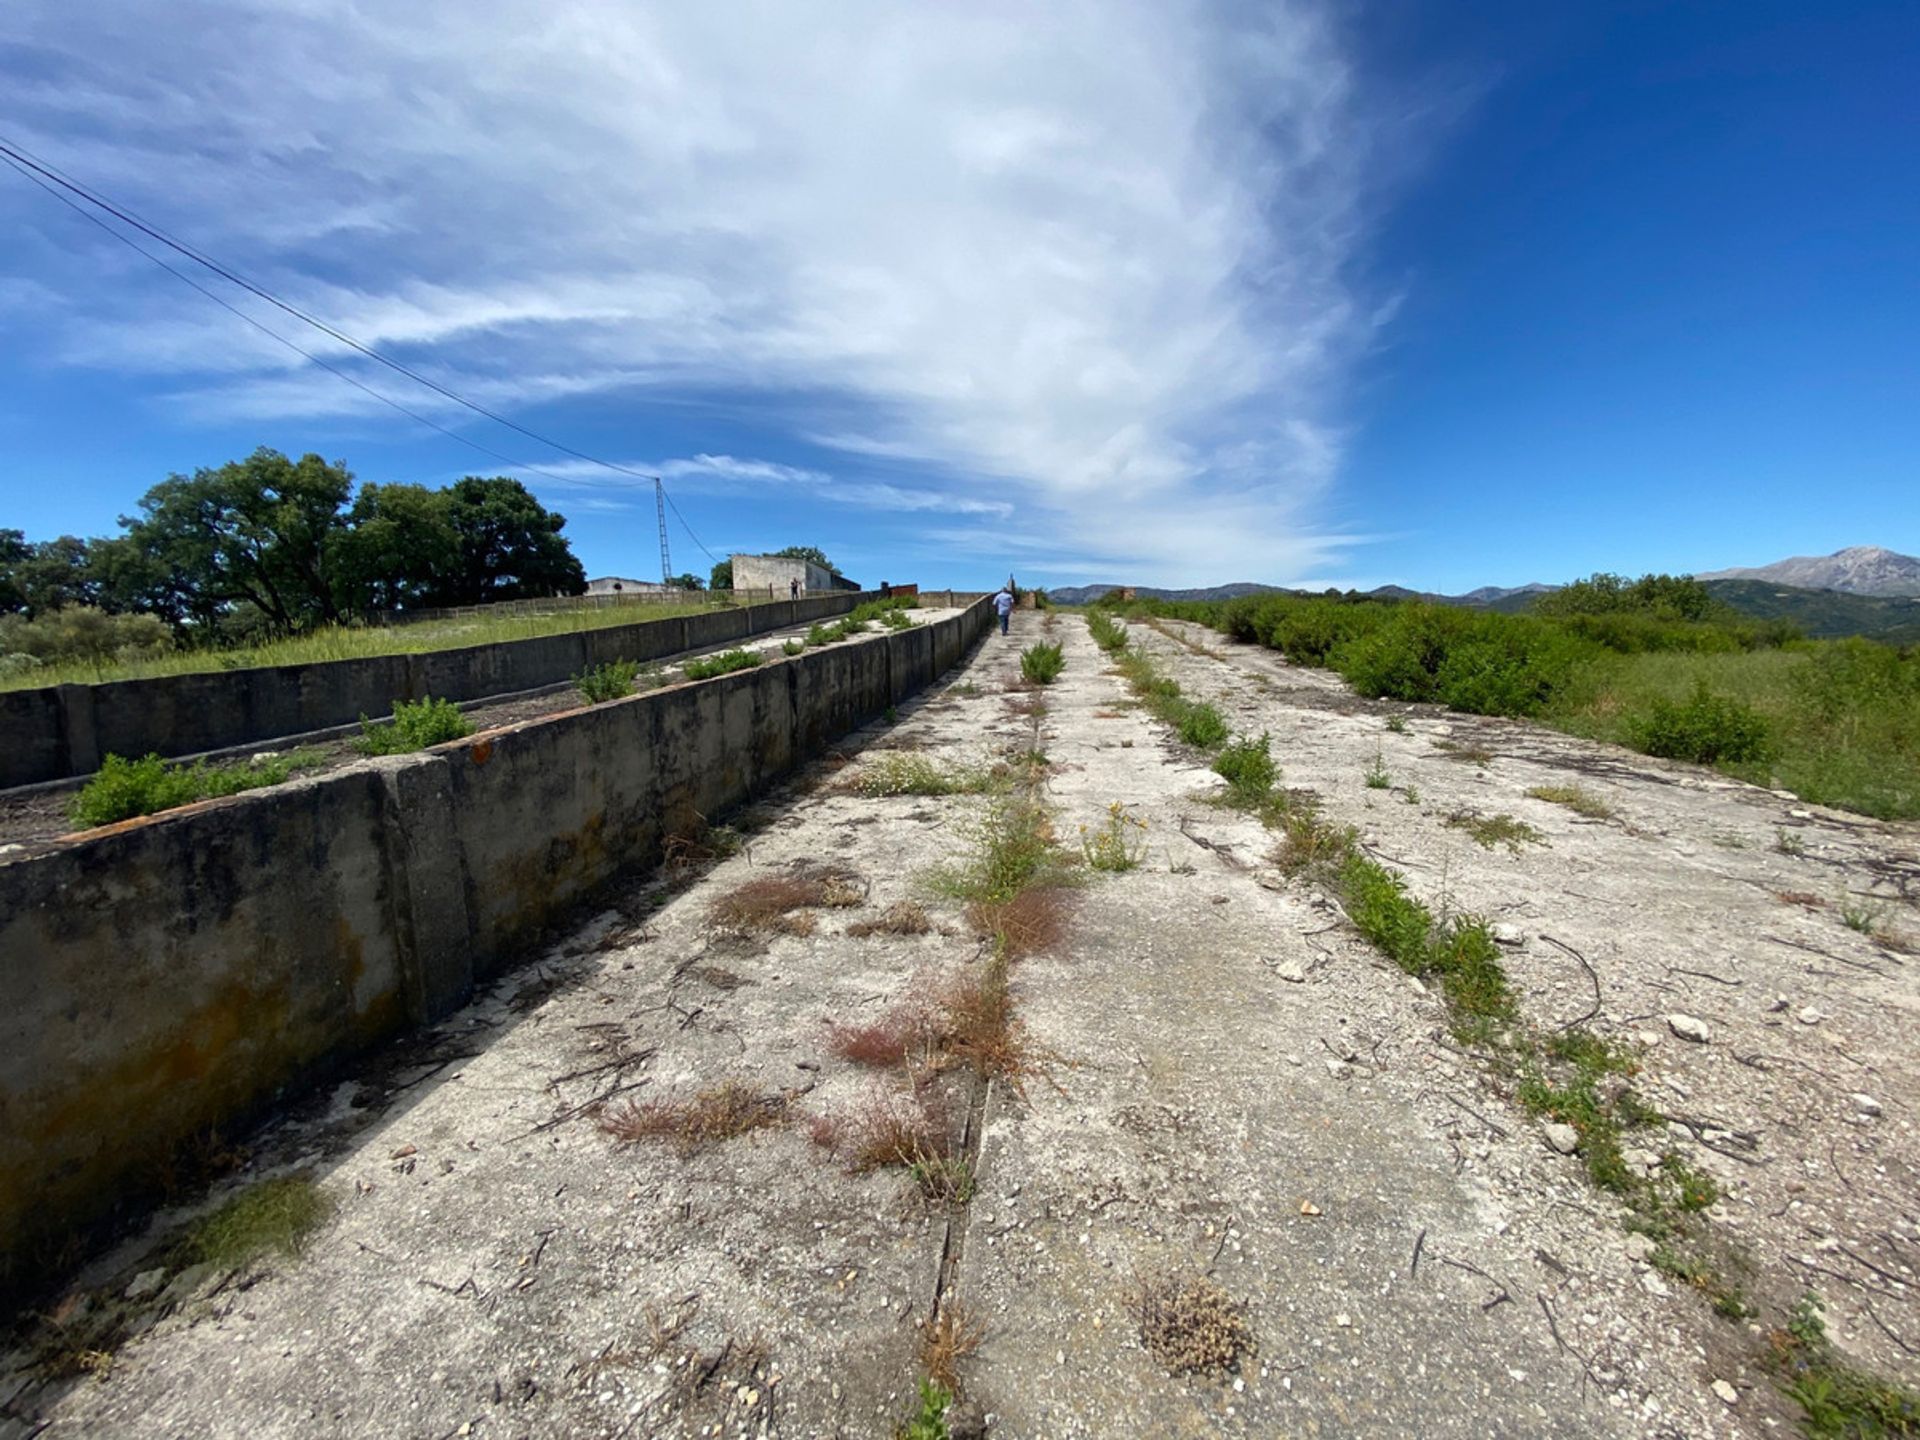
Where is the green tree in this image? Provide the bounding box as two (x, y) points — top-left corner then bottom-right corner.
(328, 482), (461, 613)
(118, 449), (354, 631)
(432, 477), (586, 605)
(0, 532), (100, 616)
(669, 572), (705, 590)
(709, 558), (734, 590)
(773, 545), (839, 575)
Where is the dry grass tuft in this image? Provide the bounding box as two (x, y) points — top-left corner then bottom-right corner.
(965, 885), (1075, 959)
(707, 864), (865, 934)
(922, 1305), (985, 1392)
(600, 1081), (789, 1151)
(808, 1084), (951, 1172)
(1133, 1270), (1256, 1376)
(1773, 890), (1826, 909)
(848, 901), (934, 938)
(824, 993), (936, 1067)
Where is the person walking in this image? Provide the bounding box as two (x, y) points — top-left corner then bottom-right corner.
(993, 586), (1014, 636)
(789, 577), (800, 600)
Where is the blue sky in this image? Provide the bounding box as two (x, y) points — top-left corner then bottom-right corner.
(2, 1), (1915, 593)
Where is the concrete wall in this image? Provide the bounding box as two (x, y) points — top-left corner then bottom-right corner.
(0, 596), (993, 1279)
(0, 591), (878, 790)
(731, 554), (838, 595)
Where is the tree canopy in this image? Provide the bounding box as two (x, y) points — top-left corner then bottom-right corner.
(773, 545), (839, 575)
(2, 449), (587, 634)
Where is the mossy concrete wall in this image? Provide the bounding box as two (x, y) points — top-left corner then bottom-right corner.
(0, 596), (992, 1279)
(0, 591), (882, 789)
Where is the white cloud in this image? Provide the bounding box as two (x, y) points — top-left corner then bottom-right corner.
(4, 0), (1390, 583)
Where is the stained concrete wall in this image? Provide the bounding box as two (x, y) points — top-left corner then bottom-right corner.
(0, 592), (880, 790)
(0, 595), (992, 1279)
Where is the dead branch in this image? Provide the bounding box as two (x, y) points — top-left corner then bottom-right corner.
(1541, 935), (1602, 1030)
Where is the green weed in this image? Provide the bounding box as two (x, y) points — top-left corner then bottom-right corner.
(683, 648), (763, 680)
(573, 659), (638, 703)
(1178, 702), (1230, 748)
(853, 754), (996, 798)
(1020, 641), (1065, 685)
(1213, 733), (1277, 807)
(1080, 802), (1149, 872)
(1445, 811), (1546, 854)
(356, 696), (474, 754)
(1526, 784), (1615, 819)
(899, 1376), (954, 1440)
(184, 1176), (334, 1270)
(69, 748), (320, 827)
(1363, 751), (1392, 789)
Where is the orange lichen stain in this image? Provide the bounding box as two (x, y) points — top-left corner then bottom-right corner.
(468, 739), (494, 766)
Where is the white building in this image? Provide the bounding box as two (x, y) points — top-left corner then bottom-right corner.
(585, 576), (675, 597)
(729, 554), (858, 595)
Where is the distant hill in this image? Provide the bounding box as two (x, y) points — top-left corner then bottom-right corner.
(1042, 582), (1283, 606)
(1701, 579), (1920, 644)
(1697, 546), (1920, 597)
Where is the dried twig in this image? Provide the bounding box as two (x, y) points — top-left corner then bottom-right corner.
(1541, 935), (1601, 1030)
(1537, 1294), (1604, 1394)
(1410, 1228), (1427, 1279)
(1437, 1254), (1511, 1311)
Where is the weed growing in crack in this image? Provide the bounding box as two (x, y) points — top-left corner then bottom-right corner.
(1087, 610), (1129, 653)
(1385, 714), (1408, 733)
(922, 1305), (984, 1392)
(1363, 750), (1392, 789)
(899, 1376), (955, 1440)
(782, 638), (805, 656)
(1019, 641), (1065, 685)
(1178, 703), (1229, 748)
(355, 696), (473, 755)
(1132, 1271), (1256, 1377)
(1445, 811), (1546, 854)
(1776, 828), (1807, 857)
(1081, 802), (1148, 872)
(1840, 899), (1883, 936)
(1213, 733), (1277, 807)
(931, 799), (1064, 906)
(809, 1083), (950, 1171)
(600, 1081), (789, 1151)
(852, 753), (997, 798)
(1526, 784), (1615, 819)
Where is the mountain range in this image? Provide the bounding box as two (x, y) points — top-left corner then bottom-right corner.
(1695, 546), (1920, 596)
(1044, 547), (1920, 643)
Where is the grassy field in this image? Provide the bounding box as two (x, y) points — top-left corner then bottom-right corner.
(1116, 593), (1920, 821)
(0, 597), (752, 692)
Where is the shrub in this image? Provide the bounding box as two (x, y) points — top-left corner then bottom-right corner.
(1080, 802), (1148, 872)
(1020, 641), (1065, 685)
(573, 659), (637, 703)
(1213, 733), (1276, 807)
(0, 606), (172, 664)
(782, 638), (805, 655)
(1629, 682), (1771, 764)
(357, 696), (474, 754)
(69, 750), (311, 827)
(1087, 611), (1129, 652)
(683, 647), (763, 680)
(1177, 702), (1229, 748)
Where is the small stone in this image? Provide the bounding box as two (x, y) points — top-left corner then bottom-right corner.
(1324, 1059), (1349, 1079)
(1797, 1007), (1826, 1026)
(1334, 1313), (1352, 1328)
(1622, 1148), (1661, 1174)
(1712, 1380), (1739, 1406)
(1055, 1349), (1065, 1366)
(1543, 1123), (1580, 1155)
(1299, 1200), (1322, 1216)
(1851, 1093), (1883, 1117)
(1641, 1271), (1670, 1297)
(1788, 808), (1813, 820)
(1667, 1014), (1710, 1043)
(123, 1267), (168, 1302)
(1766, 995), (1790, 1014)
(1624, 1234), (1655, 1263)
(1273, 958), (1309, 984)
(1636, 1030), (1661, 1048)
(1491, 923), (1526, 947)
(391, 1143), (418, 1159)
(1406, 975), (1428, 995)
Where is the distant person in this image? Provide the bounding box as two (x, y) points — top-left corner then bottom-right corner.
(790, 577), (800, 600)
(993, 586), (1014, 636)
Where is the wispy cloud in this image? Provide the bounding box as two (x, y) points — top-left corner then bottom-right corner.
(4, 0), (1390, 583)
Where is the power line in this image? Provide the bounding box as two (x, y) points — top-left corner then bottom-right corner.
(0, 133), (725, 564)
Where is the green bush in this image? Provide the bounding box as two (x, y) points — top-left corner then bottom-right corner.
(0, 606), (172, 664)
(1629, 682), (1771, 763)
(357, 696), (475, 755)
(683, 648), (763, 681)
(573, 659), (638, 704)
(1020, 641), (1065, 685)
(782, 638), (805, 656)
(1086, 610), (1129, 652)
(1213, 733), (1276, 806)
(1177, 701), (1229, 748)
(69, 749), (310, 827)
